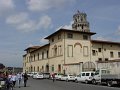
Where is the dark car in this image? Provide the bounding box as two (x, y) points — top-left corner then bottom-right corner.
(43, 73), (50, 79)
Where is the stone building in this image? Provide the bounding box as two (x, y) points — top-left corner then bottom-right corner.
(23, 11), (120, 75)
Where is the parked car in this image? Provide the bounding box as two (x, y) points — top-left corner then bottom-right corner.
(43, 73), (50, 79)
(61, 74), (75, 81)
(55, 73), (64, 80)
(33, 72), (44, 79)
(0, 77), (6, 89)
(27, 72), (32, 77)
(27, 72), (37, 77)
(74, 71), (94, 83)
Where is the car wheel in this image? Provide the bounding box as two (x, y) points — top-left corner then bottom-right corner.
(107, 80), (113, 87)
(85, 80), (88, 84)
(92, 79), (97, 85)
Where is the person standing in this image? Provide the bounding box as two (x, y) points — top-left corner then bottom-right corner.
(17, 72), (22, 88)
(23, 73), (28, 87)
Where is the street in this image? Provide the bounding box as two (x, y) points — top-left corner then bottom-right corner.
(13, 78), (120, 90)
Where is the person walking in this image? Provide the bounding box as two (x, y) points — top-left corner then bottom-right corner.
(17, 72), (22, 88)
(11, 73), (17, 87)
(52, 73), (55, 82)
(23, 73), (28, 87)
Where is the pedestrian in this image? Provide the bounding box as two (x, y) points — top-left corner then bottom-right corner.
(11, 73), (17, 87)
(52, 73), (55, 82)
(23, 72), (28, 87)
(17, 72), (22, 88)
(5, 74), (13, 90)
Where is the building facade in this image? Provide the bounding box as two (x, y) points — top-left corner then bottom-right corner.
(23, 11), (120, 75)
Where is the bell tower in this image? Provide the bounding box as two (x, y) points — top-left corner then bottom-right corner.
(72, 11), (90, 32)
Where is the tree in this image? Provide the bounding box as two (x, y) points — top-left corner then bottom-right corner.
(0, 63), (5, 69)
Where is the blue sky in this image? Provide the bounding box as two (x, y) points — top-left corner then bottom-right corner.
(0, 0), (120, 67)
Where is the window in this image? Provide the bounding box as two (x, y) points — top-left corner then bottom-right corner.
(67, 45), (73, 57)
(91, 73), (94, 76)
(54, 47), (57, 56)
(95, 70), (99, 75)
(110, 51), (114, 58)
(82, 73), (85, 76)
(52, 65), (54, 72)
(38, 53), (39, 60)
(42, 52), (44, 59)
(105, 58), (108, 61)
(37, 66), (39, 72)
(58, 34), (61, 40)
(83, 35), (88, 40)
(52, 38), (54, 42)
(67, 33), (73, 38)
(92, 50), (96, 56)
(81, 25), (84, 29)
(31, 56), (33, 62)
(34, 54), (35, 61)
(86, 73), (89, 76)
(58, 64), (61, 73)
(58, 45), (62, 55)
(118, 52), (120, 58)
(83, 46), (88, 56)
(98, 58), (102, 61)
(34, 66), (35, 72)
(47, 50), (49, 58)
(98, 48), (101, 52)
(29, 56), (30, 62)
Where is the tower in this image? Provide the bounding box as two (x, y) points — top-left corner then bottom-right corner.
(72, 11), (90, 32)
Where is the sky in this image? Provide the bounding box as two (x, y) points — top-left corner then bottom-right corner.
(0, 0), (120, 67)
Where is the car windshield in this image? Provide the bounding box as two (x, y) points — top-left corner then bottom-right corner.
(95, 70), (99, 75)
(63, 75), (67, 77)
(34, 73), (37, 75)
(38, 73), (42, 75)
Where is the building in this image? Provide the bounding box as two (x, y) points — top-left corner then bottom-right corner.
(23, 11), (120, 75)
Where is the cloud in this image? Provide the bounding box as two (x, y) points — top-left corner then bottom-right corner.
(116, 26), (120, 35)
(26, 0), (75, 11)
(40, 36), (48, 45)
(6, 12), (52, 32)
(37, 15), (52, 29)
(0, 0), (15, 16)
(95, 36), (111, 41)
(56, 21), (73, 31)
(6, 13), (28, 24)
(0, 50), (23, 67)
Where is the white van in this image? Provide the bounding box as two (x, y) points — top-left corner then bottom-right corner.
(75, 71), (94, 83)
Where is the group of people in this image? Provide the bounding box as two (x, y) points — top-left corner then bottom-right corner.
(0, 72), (28, 89)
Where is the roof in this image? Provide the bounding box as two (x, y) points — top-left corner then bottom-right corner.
(45, 28), (96, 39)
(30, 43), (50, 53)
(91, 40), (120, 45)
(24, 46), (41, 51)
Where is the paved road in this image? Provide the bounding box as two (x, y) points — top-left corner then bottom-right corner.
(13, 78), (120, 90)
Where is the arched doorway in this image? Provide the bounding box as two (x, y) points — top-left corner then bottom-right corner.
(46, 64), (49, 72)
(82, 61), (95, 71)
